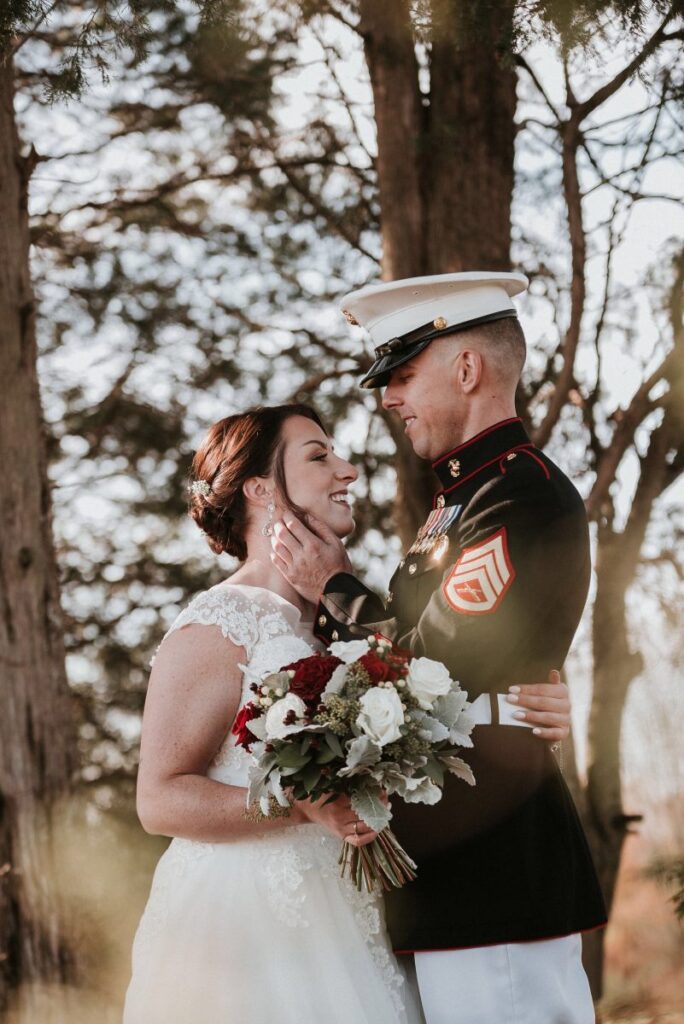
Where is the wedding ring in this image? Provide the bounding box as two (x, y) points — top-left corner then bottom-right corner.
(353, 822), (359, 836)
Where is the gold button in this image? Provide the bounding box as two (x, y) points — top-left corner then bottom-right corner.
(387, 591), (393, 604)
(331, 630), (339, 641)
(448, 458), (461, 479)
(433, 316), (447, 330)
(436, 494), (446, 508)
(507, 452), (517, 461)
(342, 309), (359, 326)
(408, 564), (417, 575)
(318, 614), (327, 627)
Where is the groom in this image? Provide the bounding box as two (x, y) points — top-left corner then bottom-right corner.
(272, 272), (607, 1023)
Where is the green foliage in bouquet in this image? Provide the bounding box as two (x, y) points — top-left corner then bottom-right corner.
(232, 634), (476, 891)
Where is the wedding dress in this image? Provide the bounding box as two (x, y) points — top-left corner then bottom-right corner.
(123, 582), (422, 1024)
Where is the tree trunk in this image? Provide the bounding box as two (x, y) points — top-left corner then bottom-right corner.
(358, 0), (433, 547)
(425, 0), (516, 273)
(358, 0), (425, 282)
(584, 421), (674, 997)
(0, 54), (76, 1010)
(360, 0), (517, 543)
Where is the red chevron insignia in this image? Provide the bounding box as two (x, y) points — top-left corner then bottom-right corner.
(442, 528), (515, 615)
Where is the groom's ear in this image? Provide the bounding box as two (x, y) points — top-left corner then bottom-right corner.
(242, 475), (273, 507)
(454, 347), (483, 394)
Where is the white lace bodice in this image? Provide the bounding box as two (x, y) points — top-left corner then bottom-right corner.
(157, 582), (318, 785)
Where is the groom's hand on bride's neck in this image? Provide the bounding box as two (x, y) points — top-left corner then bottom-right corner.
(270, 515), (352, 602)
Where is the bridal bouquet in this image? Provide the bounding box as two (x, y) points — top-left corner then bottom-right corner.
(232, 634), (476, 892)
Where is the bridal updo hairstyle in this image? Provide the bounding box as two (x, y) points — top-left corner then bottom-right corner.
(189, 404), (326, 561)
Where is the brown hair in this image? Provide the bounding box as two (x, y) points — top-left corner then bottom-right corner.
(188, 404), (326, 560)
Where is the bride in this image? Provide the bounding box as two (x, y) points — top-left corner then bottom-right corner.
(123, 402), (566, 1023)
(123, 403), (424, 1024)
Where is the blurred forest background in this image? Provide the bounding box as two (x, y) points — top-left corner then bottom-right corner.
(1, 0), (683, 1020)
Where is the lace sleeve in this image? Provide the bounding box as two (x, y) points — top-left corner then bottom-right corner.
(152, 585), (295, 665)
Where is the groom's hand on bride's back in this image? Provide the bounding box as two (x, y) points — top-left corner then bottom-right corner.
(506, 669), (572, 743)
(270, 515), (352, 602)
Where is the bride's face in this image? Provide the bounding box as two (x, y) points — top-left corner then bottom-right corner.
(278, 415), (358, 538)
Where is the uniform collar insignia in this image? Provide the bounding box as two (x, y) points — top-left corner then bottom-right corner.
(432, 418), (532, 495)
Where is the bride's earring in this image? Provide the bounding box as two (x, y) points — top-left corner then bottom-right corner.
(261, 501), (275, 537)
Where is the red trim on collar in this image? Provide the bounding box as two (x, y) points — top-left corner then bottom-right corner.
(516, 447), (551, 480)
(434, 443), (535, 502)
(432, 418), (523, 469)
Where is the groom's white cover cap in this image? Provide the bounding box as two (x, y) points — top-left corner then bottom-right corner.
(340, 271), (528, 388)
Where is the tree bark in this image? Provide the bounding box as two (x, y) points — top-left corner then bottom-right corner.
(425, 0), (516, 273)
(358, 0), (425, 282)
(0, 54), (76, 1009)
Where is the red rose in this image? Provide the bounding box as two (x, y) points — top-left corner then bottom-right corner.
(358, 651), (401, 684)
(232, 702), (261, 750)
(283, 654), (342, 703)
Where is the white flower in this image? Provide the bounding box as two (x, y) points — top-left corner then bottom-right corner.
(322, 662), (348, 699)
(329, 638), (371, 663)
(264, 693), (307, 740)
(356, 687), (404, 747)
(407, 657), (454, 710)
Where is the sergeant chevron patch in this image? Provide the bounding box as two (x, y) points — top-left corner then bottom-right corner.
(442, 528), (515, 615)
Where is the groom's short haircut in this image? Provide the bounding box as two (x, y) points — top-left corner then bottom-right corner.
(447, 316), (526, 384)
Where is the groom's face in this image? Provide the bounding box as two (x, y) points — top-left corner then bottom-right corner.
(382, 342), (468, 460)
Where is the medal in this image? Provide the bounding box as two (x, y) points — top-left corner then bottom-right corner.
(407, 505), (462, 559)
(432, 534), (450, 562)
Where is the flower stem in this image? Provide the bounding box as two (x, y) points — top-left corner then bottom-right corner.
(340, 828), (417, 892)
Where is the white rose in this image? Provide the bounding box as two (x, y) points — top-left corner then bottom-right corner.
(329, 638), (371, 663)
(264, 693), (307, 740)
(356, 687), (404, 747)
(407, 657), (453, 710)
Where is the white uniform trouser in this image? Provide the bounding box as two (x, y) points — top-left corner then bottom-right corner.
(409, 934), (594, 1024)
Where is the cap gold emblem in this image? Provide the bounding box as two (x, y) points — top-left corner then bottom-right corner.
(448, 458), (461, 479)
(433, 316), (447, 330)
(342, 309), (359, 326)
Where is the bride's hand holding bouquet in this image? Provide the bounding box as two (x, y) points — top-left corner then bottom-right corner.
(233, 633), (476, 891)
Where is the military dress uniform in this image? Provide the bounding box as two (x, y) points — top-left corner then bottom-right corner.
(315, 274), (607, 1024)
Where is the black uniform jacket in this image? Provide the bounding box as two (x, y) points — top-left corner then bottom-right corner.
(315, 418), (607, 951)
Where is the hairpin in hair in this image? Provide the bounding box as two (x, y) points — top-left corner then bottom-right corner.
(190, 479), (211, 498)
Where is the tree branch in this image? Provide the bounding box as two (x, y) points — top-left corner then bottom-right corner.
(573, 9), (676, 122)
(515, 54), (563, 125)
(533, 81), (586, 449)
(586, 249), (684, 520)
(10, 0), (62, 56)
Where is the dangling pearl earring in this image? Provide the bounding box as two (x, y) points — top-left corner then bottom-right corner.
(262, 501), (275, 537)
